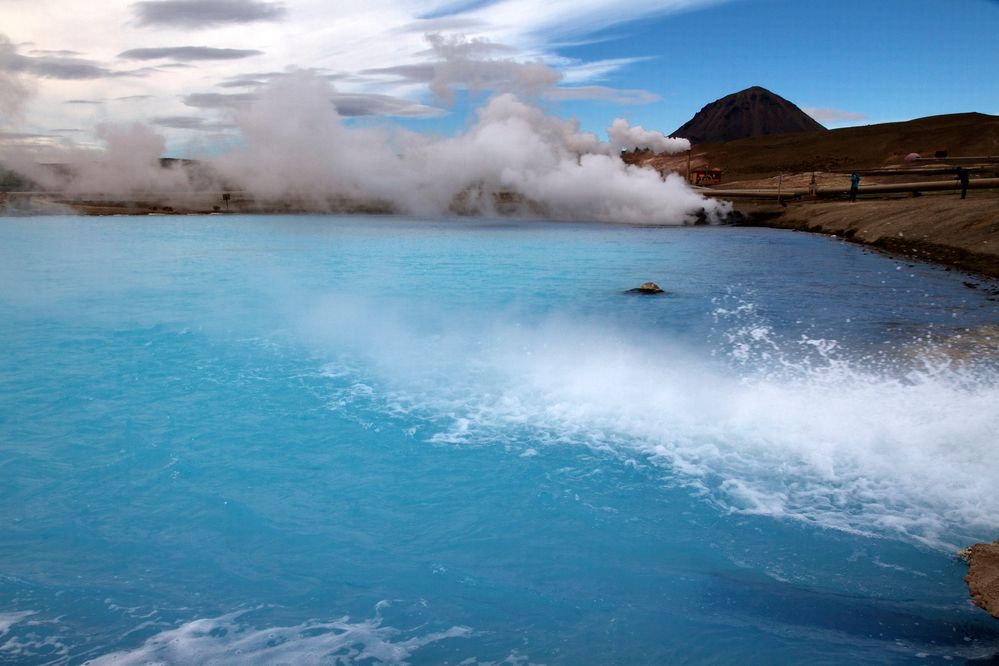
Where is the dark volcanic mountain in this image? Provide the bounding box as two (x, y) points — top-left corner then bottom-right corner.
(673, 86), (826, 145)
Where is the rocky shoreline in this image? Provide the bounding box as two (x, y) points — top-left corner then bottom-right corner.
(736, 193), (999, 623)
(732, 194), (999, 278)
(963, 540), (999, 620)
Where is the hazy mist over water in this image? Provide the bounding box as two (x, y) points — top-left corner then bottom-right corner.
(1, 215), (998, 664)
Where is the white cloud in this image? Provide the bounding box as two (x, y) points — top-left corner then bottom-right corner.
(558, 57), (654, 85)
(132, 0), (288, 28)
(803, 107), (868, 124)
(458, 0), (729, 47)
(0, 0), (728, 145)
(0, 36), (33, 122)
(545, 86), (659, 105)
(118, 46), (264, 61)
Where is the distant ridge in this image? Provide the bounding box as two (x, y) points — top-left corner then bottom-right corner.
(631, 111), (999, 181)
(674, 86), (826, 145)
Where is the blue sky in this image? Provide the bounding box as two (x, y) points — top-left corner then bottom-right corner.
(561, 0), (999, 134)
(1, 0), (996, 156)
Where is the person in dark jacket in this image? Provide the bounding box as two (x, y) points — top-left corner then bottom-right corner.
(849, 172), (861, 202)
(956, 167), (970, 199)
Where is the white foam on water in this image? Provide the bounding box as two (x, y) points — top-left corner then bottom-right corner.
(0, 611), (34, 637)
(85, 607), (471, 665)
(301, 295), (999, 551)
(0, 610), (70, 662)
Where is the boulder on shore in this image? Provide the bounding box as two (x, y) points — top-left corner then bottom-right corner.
(964, 539), (999, 620)
(627, 282), (665, 295)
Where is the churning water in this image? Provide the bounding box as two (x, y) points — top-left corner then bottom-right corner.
(1, 215), (998, 664)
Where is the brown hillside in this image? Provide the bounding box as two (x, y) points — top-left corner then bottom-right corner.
(638, 112), (999, 182)
(673, 86), (826, 144)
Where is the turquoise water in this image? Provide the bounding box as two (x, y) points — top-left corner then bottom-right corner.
(1, 214), (998, 664)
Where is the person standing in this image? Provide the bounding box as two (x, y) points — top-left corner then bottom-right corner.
(849, 172), (861, 202)
(956, 167), (970, 199)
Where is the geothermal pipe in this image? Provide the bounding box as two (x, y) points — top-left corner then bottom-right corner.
(697, 177), (999, 199)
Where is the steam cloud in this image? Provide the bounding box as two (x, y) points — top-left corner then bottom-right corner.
(1, 34), (725, 225)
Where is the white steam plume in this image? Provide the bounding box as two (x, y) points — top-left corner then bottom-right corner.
(214, 72), (721, 223)
(64, 124), (192, 196)
(607, 118), (690, 154)
(1, 123), (193, 198)
(3, 35), (719, 224)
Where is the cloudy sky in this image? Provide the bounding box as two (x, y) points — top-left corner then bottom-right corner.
(1, 0), (997, 157)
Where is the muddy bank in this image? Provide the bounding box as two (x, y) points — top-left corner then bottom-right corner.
(734, 194), (999, 278)
(964, 540), (999, 621)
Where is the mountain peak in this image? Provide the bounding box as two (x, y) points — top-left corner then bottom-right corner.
(674, 86), (826, 145)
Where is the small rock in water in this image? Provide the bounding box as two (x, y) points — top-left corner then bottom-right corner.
(626, 282), (665, 295)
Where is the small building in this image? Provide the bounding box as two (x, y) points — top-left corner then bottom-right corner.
(691, 167), (722, 185)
